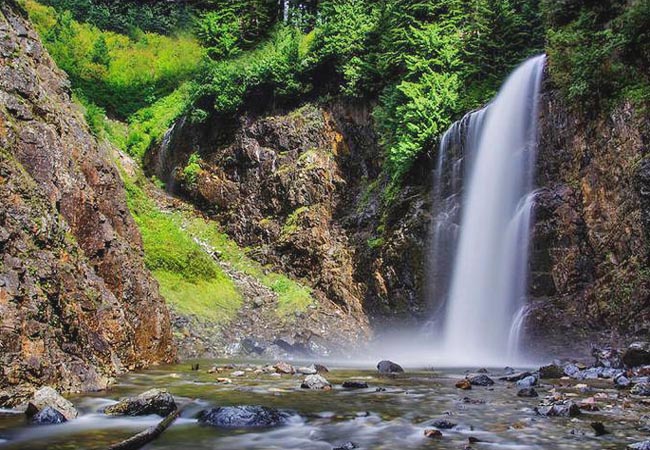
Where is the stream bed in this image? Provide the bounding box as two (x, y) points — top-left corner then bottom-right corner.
(0, 360), (648, 449)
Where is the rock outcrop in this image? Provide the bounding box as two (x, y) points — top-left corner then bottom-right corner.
(0, 2), (173, 404)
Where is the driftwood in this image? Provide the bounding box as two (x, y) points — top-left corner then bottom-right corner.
(107, 408), (181, 450)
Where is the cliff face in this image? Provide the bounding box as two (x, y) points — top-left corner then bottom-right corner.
(0, 2), (173, 403)
(529, 88), (650, 353)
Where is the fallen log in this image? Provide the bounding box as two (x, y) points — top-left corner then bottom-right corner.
(107, 408), (181, 450)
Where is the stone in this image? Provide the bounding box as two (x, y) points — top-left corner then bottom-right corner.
(542, 402), (581, 417)
(623, 342), (650, 368)
(468, 374), (494, 386)
(26, 387), (77, 421)
(592, 346), (623, 368)
(314, 364), (329, 374)
(629, 441), (650, 450)
(197, 406), (291, 428)
(377, 360), (404, 374)
(631, 383), (650, 396)
(104, 389), (176, 417)
(274, 362), (295, 374)
(615, 374), (631, 388)
(516, 376), (537, 388)
(342, 381), (369, 389)
(517, 388), (539, 397)
(333, 442), (358, 450)
(301, 374), (332, 390)
(232, 371), (246, 377)
(563, 364), (581, 378)
(503, 367), (515, 375)
(32, 407), (67, 425)
(539, 364), (564, 379)
(456, 379), (472, 390)
(424, 429), (442, 439)
(431, 418), (456, 429)
(298, 367), (317, 375)
(500, 371), (533, 382)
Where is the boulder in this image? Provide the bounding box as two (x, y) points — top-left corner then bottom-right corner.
(104, 389), (176, 417)
(301, 374), (332, 390)
(274, 362), (295, 374)
(592, 346), (623, 368)
(500, 371), (533, 382)
(517, 388), (539, 397)
(623, 342), (650, 368)
(615, 374), (631, 388)
(32, 407), (67, 425)
(468, 374), (494, 386)
(455, 379), (472, 390)
(25, 387), (77, 421)
(314, 364), (329, 374)
(297, 366), (317, 375)
(377, 360), (404, 374)
(563, 364), (581, 378)
(540, 402), (581, 417)
(516, 376), (537, 388)
(197, 406), (291, 428)
(539, 364), (564, 379)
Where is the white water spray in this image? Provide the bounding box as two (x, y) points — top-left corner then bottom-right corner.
(436, 55), (546, 366)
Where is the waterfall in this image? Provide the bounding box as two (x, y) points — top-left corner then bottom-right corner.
(433, 55), (546, 366)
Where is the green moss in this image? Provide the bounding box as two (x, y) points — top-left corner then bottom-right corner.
(367, 237), (384, 249)
(282, 206), (309, 236)
(182, 152), (202, 186)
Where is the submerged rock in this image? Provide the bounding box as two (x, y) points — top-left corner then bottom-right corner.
(333, 442), (358, 450)
(301, 374), (332, 390)
(377, 360), (404, 374)
(623, 342), (650, 368)
(197, 406), (291, 428)
(468, 374), (494, 386)
(431, 418), (456, 429)
(32, 407), (67, 425)
(25, 387), (77, 422)
(342, 381), (369, 389)
(104, 389), (176, 417)
(517, 388), (539, 398)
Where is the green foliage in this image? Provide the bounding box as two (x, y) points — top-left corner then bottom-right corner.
(195, 10), (242, 59)
(542, 0), (650, 110)
(182, 153), (203, 186)
(24, 0), (202, 119)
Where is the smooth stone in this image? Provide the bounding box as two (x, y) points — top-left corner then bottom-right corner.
(468, 374), (494, 386)
(197, 406), (291, 428)
(297, 367), (317, 375)
(342, 381), (368, 389)
(377, 360), (404, 374)
(32, 407), (67, 425)
(301, 374), (331, 390)
(104, 388), (176, 417)
(516, 375), (537, 388)
(25, 387), (77, 421)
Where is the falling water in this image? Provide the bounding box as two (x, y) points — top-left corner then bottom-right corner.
(435, 55), (546, 366)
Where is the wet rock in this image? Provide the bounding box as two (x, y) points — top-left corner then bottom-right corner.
(629, 441), (650, 450)
(517, 388), (539, 397)
(564, 364), (581, 378)
(342, 381), (368, 389)
(32, 407), (67, 425)
(577, 367), (603, 380)
(241, 338), (265, 355)
(314, 364), (330, 374)
(197, 406), (291, 428)
(615, 374), (631, 388)
(631, 383), (650, 396)
(274, 362), (295, 374)
(456, 379), (472, 390)
(333, 442), (358, 450)
(431, 418), (456, 429)
(590, 421), (609, 436)
(500, 371), (533, 382)
(298, 366), (317, 375)
(377, 360), (404, 374)
(539, 364), (564, 379)
(477, 368), (489, 373)
(504, 367), (515, 375)
(468, 374), (494, 386)
(540, 402), (581, 417)
(232, 371), (246, 377)
(26, 387), (77, 421)
(301, 374), (332, 390)
(592, 346), (623, 368)
(104, 389), (176, 417)
(623, 342), (650, 368)
(516, 375), (537, 388)
(424, 429), (443, 439)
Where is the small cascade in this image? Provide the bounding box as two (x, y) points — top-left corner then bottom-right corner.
(430, 55), (546, 365)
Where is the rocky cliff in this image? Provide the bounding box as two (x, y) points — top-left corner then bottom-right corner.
(0, 1), (173, 404)
(528, 88), (650, 354)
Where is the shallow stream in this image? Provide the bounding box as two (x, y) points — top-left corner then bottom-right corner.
(0, 360), (648, 449)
